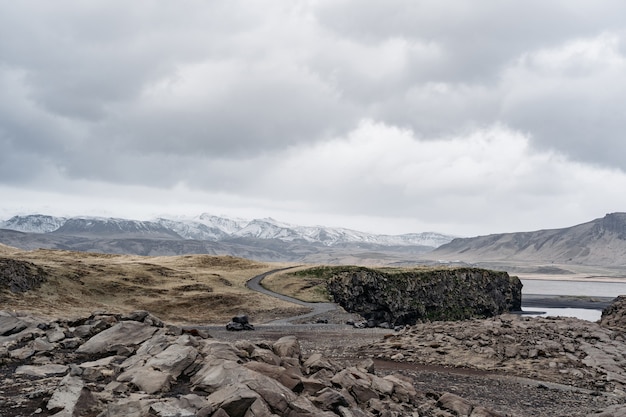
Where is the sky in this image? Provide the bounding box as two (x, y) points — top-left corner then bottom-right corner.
(2, 1), (626, 237)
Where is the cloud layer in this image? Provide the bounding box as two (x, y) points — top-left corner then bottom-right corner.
(2, 1), (626, 235)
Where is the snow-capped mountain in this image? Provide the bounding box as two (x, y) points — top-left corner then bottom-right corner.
(233, 218), (306, 241)
(0, 213), (455, 248)
(52, 217), (182, 239)
(231, 218), (454, 247)
(0, 214), (67, 233)
(155, 218), (228, 241)
(195, 213), (247, 235)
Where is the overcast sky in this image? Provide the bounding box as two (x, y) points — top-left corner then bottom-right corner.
(2, 1), (626, 237)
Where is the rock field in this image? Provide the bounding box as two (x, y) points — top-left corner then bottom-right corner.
(2, 301), (626, 416)
(1, 309), (505, 417)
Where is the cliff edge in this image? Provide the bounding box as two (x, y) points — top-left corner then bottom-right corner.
(326, 266), (522, 326)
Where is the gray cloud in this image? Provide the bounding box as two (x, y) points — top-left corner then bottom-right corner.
(315, 1), (626, 169)
(2, 1), (626, 234)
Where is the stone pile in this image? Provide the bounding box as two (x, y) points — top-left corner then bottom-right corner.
(0, 309), (503, 417)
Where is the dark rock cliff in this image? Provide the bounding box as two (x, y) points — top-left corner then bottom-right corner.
(326, 266), (522, 325)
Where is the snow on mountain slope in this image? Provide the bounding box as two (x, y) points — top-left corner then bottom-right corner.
(230, 217), (454, 247)
(0, 213), (455, 248)
(155, 217), (228, 241)
(0, 215), (67, 233)
(233, 218), (305, 241)
(194, 213), (247, 235)
(52, 217), (182, 238)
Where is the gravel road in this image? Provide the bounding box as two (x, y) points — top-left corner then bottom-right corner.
(245, 267), (339, 325)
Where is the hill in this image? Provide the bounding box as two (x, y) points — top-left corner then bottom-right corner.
(429, 212), (626, 275)
(0, 248), (306, 324)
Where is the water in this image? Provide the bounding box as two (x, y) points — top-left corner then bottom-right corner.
(521, 279), (626, 297)
(520, 279), (626, 321)
(523, 307), (602, 321)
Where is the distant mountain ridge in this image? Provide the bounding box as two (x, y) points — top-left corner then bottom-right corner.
(0, 213), (455, 248)
(431, 212), (626, 268)
(5, 212), (626, 269)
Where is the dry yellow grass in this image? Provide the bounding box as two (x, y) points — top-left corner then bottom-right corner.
(0, 247), (309, 324)
(261, 266), (332, 302)
(0, 243), (18, 255)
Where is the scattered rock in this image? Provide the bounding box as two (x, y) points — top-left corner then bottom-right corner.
(363, 313), (626, 397)
(0, 309), (511, 417)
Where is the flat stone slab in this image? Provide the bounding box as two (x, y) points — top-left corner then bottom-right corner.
(16, 364), (69, 377)
(77, 321), (158, 354)
(0, 315), (28, 336)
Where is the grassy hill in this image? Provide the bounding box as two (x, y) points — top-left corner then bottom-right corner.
(0, 246), (308, 324)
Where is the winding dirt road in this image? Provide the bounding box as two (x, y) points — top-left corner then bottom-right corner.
(245, 267), (338, 325)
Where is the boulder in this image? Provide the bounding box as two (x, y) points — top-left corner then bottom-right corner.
(207, 383), (260, 417)
(46, 375), (97, 416)
(226, 314), (255, 331)
(0, 314), (28, 336)
(15, 364), (69, 377)
(437, 392), (474, 416)
(191, 359), (258, 394)
(149, 401), (196, 417)
(145, 344), (199, 378)
(77, 321), (159, 354)
(118, 367), (172, 394)
(272, 335), (301, 360)
(250, 347), (281, 365)
(312, 387), (351, 411)
(244, 361), (303, 392)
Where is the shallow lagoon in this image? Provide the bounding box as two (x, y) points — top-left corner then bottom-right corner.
(522, 307), (602, 321)
(520, 278), (626, 321)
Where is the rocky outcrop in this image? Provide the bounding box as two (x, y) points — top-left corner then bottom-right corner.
(326, 266), (522, 326)
(0, 310), (505, 417)
(0, 257), (48, 292)
(600, 295), (626, 331)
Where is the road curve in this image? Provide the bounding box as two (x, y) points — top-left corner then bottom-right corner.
(246, 267), (338, 325)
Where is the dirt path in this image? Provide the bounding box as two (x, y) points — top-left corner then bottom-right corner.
(246, 267), (339, 325)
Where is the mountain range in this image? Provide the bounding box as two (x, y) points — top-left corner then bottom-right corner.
(430, 212), (626, 273)
(1, 212), (626, 271)
(0, 214), (454, 263)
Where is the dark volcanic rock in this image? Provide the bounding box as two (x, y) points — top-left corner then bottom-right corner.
(326, 266), (522, 325)
(0, 257), (48, 292)
(600, 295), (626, 331)
(226, 314), (255, 331)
